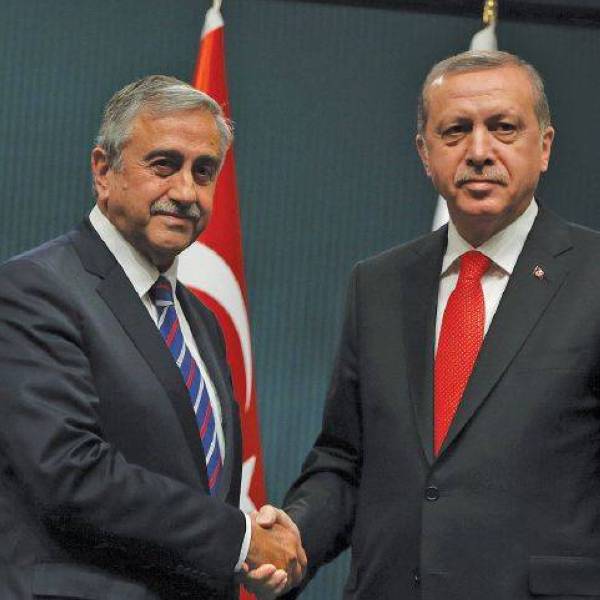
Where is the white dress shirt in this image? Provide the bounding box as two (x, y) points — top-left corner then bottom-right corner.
(89, 205), (250, 570)
(435, 199), (538, 350)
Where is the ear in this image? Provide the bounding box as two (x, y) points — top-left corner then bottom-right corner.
(91, 146), (112, 206)
(416, 134), (432, 177)
(539, 125), (555, 173)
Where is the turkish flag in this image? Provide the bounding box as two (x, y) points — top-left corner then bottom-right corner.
(178, 7), (267, 594)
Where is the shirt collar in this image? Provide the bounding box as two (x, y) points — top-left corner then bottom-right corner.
(442, 198), (538, 276)
(89, 205), (179, 298)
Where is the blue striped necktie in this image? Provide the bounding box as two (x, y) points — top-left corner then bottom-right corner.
(150, 276), (223, 493)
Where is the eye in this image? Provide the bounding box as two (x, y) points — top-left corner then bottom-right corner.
(194, 163), (218, 185)
(492, 121), (518, 139)
(498, 122), (515, 132)
(441, 124), (469, 142)
(150, 159), (177, 177)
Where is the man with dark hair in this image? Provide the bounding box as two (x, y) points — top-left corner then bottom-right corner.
(260, 50), (600, 599)
(0, 75), (304, 599)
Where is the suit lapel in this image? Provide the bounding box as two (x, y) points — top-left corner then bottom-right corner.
(439, 207), (573, 455)
(177, 285), (239, 501)
(401, 228), (447, 466)
(70, 221), (210, 490)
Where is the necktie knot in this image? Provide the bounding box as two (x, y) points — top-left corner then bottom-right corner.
(459, 250), (490, 282)
(150, 276), (174, 306)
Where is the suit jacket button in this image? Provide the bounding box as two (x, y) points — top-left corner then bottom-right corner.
(413, 568), (421, 586)
(425, 486), (439, 501)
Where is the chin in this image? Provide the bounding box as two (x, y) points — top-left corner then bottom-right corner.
(160, 241), (194, 258)
(154, 229), (197, 248)
(453, 195), (511, 218)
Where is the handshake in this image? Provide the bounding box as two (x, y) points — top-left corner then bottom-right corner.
(239, 505), (307, 599)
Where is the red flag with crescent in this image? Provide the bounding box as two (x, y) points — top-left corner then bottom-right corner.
(178, 6), (267, 588)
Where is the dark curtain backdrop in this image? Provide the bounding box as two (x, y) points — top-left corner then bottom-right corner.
(1, 1), (599, 596)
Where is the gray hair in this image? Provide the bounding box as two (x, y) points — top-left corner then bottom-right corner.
(417, 50), (551, 135)
(95, 74), (233, 170)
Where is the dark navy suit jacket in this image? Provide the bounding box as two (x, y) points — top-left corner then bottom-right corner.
(284, 207), (600, 599)
(0, 220), (244, 599)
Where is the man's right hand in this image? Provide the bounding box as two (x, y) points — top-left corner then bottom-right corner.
(245, 505), (307, 592)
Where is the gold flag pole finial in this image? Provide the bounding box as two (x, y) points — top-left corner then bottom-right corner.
(483, 0), (498, 25)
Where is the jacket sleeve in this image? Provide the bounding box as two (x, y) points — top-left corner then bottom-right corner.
(283, 265), (363, 591)
(0, 256), (245, 583)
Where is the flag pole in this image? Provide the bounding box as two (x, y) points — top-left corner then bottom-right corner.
(183, 0), (268, 521)
(431, 0), (500, 230)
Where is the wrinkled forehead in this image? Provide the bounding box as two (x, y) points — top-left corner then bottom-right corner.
(424, 66), (537, 119)
(432, 65), (532, 94)
(126, 107), (220, 149)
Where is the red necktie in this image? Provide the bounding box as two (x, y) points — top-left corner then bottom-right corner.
(434, 250), (491, 455)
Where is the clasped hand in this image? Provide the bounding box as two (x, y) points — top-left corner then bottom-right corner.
(239, 505), (307, 599)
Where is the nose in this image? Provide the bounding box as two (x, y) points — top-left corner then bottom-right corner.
(170, 168), (198, 205)
(465, 126), (494, 171)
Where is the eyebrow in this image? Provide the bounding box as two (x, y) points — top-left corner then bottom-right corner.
(436, 111), (520, 128)
(143, 149), (221, 166)
(486, 112), (520, 121)
(194, 155), (221, 168)
(143, 149), (183, 162)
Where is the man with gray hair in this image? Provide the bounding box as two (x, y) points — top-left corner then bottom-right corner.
(0, 75), (304, 599)
(257, 50), (600, 599)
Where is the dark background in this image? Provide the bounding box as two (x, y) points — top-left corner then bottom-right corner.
(1, 0), (599, 596)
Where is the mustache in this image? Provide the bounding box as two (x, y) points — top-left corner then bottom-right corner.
(455, 167), (509, 187)
(150, 199), (203, 221)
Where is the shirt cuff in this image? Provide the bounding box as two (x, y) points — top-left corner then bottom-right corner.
(234, 512), (252, 572)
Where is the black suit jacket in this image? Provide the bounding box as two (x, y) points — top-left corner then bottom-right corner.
(284, 206), (600, 599)
(0, 221), (245, 599)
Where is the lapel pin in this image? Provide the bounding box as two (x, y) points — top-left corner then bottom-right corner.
(532, 265), (545, 280)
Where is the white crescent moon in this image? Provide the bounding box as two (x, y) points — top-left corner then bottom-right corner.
(178, 241), (253, 412)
